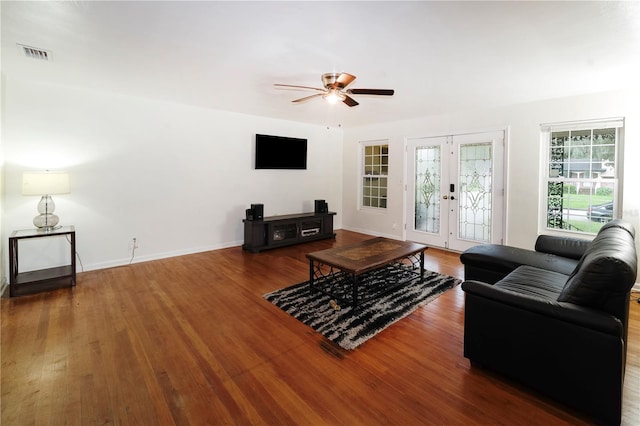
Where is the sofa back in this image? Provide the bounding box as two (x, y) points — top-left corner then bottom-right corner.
(534, 235), (590, 260)
(558, 220), (637, 320)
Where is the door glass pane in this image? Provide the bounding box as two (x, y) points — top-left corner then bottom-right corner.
(414, 146), (440, 233)
(459, 143), (492, 242)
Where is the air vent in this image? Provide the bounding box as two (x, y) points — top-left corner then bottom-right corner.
(17, 44), (51, 61)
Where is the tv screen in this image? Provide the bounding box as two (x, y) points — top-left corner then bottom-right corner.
(255, 134), (307, 170)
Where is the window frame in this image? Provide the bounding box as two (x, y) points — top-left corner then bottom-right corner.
(360, 140), (389, 211)
(539, 118), (624, 237)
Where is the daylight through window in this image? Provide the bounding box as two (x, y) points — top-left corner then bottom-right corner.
(361, 142), (388, 209)
(541, 118), (623, 235)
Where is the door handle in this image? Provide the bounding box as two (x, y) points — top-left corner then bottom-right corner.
(443, 195), (448, 199)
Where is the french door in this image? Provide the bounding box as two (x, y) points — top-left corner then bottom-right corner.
(405, 130), (505, 251)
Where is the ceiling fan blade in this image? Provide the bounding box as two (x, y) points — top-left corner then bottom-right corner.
(342, 95), (359, 107)
(347, 88), (395, 96)
(292, 93), (324, 103)
(274, 84), (326, 93)
(334, 73), (356, 89)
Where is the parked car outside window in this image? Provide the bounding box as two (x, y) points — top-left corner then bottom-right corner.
(587, 201), (614, 222)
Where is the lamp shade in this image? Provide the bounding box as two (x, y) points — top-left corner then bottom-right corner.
(22, 171), (70, 195)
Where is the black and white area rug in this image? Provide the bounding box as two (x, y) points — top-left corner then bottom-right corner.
(264, 267), (461, 350)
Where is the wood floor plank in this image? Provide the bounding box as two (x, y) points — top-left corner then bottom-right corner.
(2, 230), (638, 425)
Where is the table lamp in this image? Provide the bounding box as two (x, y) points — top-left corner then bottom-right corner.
(22, 171), (70, 230)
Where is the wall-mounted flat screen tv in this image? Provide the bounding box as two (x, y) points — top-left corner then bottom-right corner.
(255, 134), (307, 170)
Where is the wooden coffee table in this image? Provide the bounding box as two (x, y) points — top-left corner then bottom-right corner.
(306, 237), (427, 308)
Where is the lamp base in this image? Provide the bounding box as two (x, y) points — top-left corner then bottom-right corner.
(32, 195), (61, 230)
(33, 213), (60, 231)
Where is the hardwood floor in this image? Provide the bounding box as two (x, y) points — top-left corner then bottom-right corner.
(2, 230), (638, 425)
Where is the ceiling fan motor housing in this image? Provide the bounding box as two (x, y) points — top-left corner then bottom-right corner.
(322, 72), (355, 90)
(322, 73), (340, 89)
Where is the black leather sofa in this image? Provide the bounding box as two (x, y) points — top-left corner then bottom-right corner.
(460, 220), (637, 425)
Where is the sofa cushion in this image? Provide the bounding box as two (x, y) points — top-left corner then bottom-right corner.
(496, 265), (567, 301)
(558, 221), (638, 315)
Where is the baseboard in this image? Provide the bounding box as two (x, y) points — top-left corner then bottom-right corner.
(0, 238), (248, 291)
(340, 225), (400, 241)
(82, 239), (244, 272)
(632, 283), (640, 293)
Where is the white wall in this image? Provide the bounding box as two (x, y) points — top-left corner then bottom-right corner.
(0, 74), (5, 292)
(2, 78), (343, 273)
(342, 89), (640, 254)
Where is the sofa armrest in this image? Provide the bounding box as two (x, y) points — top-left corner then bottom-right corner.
(534, 235), (590, 260)
(461, 280), (622, 336)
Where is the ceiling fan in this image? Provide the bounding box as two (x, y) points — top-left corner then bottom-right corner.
(274, 72), (394, 107)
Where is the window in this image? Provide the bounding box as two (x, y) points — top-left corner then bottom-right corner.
(361, 141), (388, 209)
(541, 118), (624, 235)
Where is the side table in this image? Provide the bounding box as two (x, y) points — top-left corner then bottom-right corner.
(9, 226), (76, 297)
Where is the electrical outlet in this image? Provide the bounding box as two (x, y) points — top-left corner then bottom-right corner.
(132, 237), (138, 249)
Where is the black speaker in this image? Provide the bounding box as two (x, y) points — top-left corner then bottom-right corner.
(251, 203), (264, 220)
(314, 199), (328, 213)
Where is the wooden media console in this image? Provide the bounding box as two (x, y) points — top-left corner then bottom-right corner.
(242, 211), (336, 253)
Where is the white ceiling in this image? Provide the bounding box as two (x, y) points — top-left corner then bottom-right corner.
(2, 1), (640, 128)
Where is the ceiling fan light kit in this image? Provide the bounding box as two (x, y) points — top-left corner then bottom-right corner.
(275, 72), (394, 107)
(323, 89), (345, 104)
